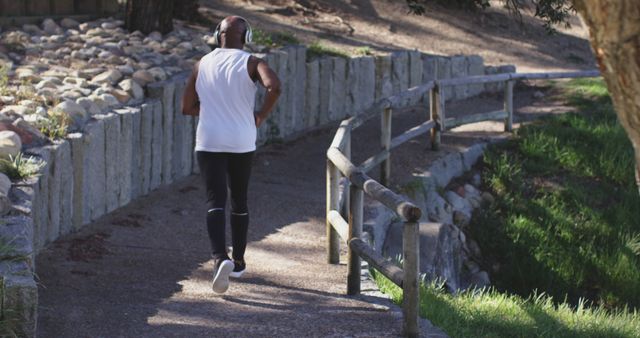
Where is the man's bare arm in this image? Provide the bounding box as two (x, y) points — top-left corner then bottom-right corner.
(254, 59), (281, 127)
(182, 62), (200, 116)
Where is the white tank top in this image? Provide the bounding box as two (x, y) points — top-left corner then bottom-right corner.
(195, 48), (257, 153)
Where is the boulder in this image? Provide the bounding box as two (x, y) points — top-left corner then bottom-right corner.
(76, 97), (101, 116)
(0, 172), (11, 215)
(60, 18), (80, 29)
(132, 70), (154, 86)
(147, 67), (167, 81)
(54, 100), (88, 129)
(0, 130), (22, 158)
(42, 18), (63, 35)
(118, 79), (144, 100)
(90, 69), (123, 85)
(383, 222), (465, 292)
(110, 89), (131, 104)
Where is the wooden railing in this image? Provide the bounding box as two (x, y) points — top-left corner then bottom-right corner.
(325, 69), (600, 337)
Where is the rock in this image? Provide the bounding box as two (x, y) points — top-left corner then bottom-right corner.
(148, 31), (163, 42)
(464, 260), (481, 274)
(177, 41), (193, 50)
(109, 89), (131, 104)
(131, 70), (155, 86)
(16, 68), (41, 83)
(54, 100), (88, 129)
(99, 93), (119, 107)
(62, 77), (88, 88)
(42, 18), (63, 35)
(0, 130), (22, 158)
(76, 97), (101, 116)
(78, 67), (105, 79)
(115, 64), (134, 76)
(35, 79), (58, 90)
(0, 172), (11, 215)
(1, 105), (30, 117)
(101, 21), (122, 30)
(0, 95), (15, 105)
(147, 67), (167, 81)
(384, 222), (465, 292)
(469, 270), (491, 288)
(471, 173), (482, 187)
(466, 239), (482, 259)
(426, 190), (453, 225)
(481, 192), (495, 205)
(445, 190), (473, 218)
(118, 79), (144, 100)
(60, 18), (80, 29)
(91, 69), (123, 85)
(22, 24), (42, 35)
(14, 118), (47, 145)
(453, 210), (470, 228)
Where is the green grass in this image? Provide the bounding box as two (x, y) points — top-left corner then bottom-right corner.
(355, 46), (373, 56)
(36, 109), (71, 139)
(306, 41), (349, 61)
(252, 29), (299, 48)
(373, 270), (640, 338)
(472, 78), (640, 309)
(371, 78), (640, 336)
(0, 153), (45, 181)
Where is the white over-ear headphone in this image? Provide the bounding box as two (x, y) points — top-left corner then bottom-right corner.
(214, 16), (253, 45)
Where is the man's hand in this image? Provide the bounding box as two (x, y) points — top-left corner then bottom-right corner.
(255, 113), (265, 128)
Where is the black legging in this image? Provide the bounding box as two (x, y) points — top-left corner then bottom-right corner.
(197, 151), (254, 261)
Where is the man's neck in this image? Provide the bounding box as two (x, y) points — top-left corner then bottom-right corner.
(221, 42), (244, 50)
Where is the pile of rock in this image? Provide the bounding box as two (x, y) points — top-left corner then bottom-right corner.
(0, 17), (213, 149)
(363, 141), (506, 294)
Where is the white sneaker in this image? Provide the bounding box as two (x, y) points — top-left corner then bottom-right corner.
(230, 260), (246, 278)
(212, 259), (234, 294)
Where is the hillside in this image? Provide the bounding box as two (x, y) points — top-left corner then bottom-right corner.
(193, 0), (595, 72)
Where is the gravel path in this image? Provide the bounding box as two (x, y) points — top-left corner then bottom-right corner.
(35, 84), (567, 337)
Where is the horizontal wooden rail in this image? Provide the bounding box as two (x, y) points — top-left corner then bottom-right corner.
(327, 147), (422, 222)
(445, 110), (508, 129)
(437, 73), (513, 87)
(359, 119), (436, 173)
(327, 210), (350, 243)
(385, 81), (436, 108)
(359, 149), (390, 173)
(512, 70), (601, 80)
(437, 70), (600, 87)
(390, 120), (436, 149)
(350, 238), (404, 287)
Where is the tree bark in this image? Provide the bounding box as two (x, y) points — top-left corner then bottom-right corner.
(573, 1), (640, 190)
(125, 0), (174, 34)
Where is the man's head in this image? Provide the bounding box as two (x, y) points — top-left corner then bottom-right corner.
(215, 16), (252, 48)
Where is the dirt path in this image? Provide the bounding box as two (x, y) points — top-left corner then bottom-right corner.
(35, 83), (569, 337)
(196, 0), (595, 72)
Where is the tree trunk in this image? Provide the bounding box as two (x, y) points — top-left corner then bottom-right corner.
(125, 0), (174, 34)
(573, 1), (640, 190)
(173, 0), (200, 21)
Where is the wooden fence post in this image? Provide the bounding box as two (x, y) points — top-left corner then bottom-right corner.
(403, 221), (420, 337)
(429, 86), (442, 150)
(380, 107), (392, 186)
(347, 185), (363, 295)
(340, 131), (351, 219)
(504, 80), (514, 132)
(326, 159), (340, 264)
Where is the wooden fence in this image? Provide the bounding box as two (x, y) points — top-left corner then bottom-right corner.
(325, 69), (600, 337)
(0, 0), (120, 25)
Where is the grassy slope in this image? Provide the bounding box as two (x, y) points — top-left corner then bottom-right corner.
(473, 79), (640, 309)
(372, 79), (640, 337)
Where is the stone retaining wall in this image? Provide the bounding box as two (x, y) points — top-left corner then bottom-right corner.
(0, 45), (514, 336)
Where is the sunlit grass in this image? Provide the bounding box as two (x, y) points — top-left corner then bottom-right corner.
(373, 270), (640, 338)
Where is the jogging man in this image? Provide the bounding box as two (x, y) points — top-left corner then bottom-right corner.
(182, 16), (281, 294)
